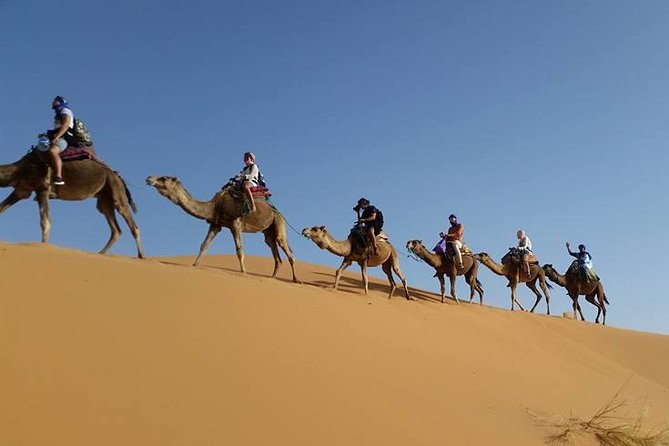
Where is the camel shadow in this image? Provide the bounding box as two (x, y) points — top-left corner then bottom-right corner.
(155, 259), (299, 283)
(309, 271), (454, 303)
(154, 260), (459, 303)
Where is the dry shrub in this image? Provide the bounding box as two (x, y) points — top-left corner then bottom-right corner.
(530, 388), (669, 445)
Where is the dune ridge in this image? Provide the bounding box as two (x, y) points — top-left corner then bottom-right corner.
(1, 242), (668, 446)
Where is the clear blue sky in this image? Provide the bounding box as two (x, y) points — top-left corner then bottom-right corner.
(1, 1), (667, 334)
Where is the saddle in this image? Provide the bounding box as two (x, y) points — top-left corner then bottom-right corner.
(349, 224), (388, 254)
(567, 260), (600, 282)
(501, 247), (538, 265)
(59, 146), (96, 162)
(223, 179), (272, 198)
(438, 241), (473, 261)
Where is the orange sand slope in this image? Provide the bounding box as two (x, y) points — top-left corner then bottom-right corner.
(2, 242), (668, 446)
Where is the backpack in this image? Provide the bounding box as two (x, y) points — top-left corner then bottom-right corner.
(72, 118), (93, 146)
(375, 209), (384, 229)
(257, 171), (267, 188)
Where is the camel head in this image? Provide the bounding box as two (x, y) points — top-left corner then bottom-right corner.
(146, 175), (182, 198)
(542, 264), (558, 276)
(472, 252), (490, 262)
(406, 240), (424, 252)
(301, 226), (330, 249)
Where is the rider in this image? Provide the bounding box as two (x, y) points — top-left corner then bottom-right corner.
(235, 151), (260, 213)
(353, 198), (380, 254)
(47, 96), (75, 185)
(516, 229), (533, 277)
(566, 242), (595, 282)
(440, 214), (464, 269)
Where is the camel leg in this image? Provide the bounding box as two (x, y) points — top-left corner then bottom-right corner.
(464, 268), (476, 303)
(585, 292), (603, 324)
(449, 274), (460, 305)
(572, 294), (586, 321)
(539, 278), (551, 315)
(278, 239), (299, 283)
(34, 190), (51, 243)
(597, 288), (607, 326)
(475, 281), (484, 304)
(334, 258), (353, 290)
(273, 221), (300, 283)
(113, 199), (144, 259)
(194, 225), (222, 267)
(262, 230), (283, 278)
(437, 273), (446, 303)
(382, 261), (397, 299)
(390, 258), (411, 300)
(360, 260), (369, 295)
(510, 282), (525, 311)
(96, 197), (122, 255)
(526, 280), (543, 313)
(0, 189), (29, 214)
(230, 222), (247, 273)
(469, 262), (484, 305)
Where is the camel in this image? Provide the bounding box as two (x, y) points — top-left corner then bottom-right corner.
(301, 225), (411, 300)
(406, 240), (483, 304)
(473, 252), (552, 314)
(145, 176), (299, 282)
(542, 263), (609, 325)
(0, 149), (144, 257)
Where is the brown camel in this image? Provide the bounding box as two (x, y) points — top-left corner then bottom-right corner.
(542, 263), (609, 325)
(406, 240), (483, 304)
(301, 225), (411, 300)
(0, 149), (144, 257)
(146, 176), (299, 282)
(473, 252), (552, 313)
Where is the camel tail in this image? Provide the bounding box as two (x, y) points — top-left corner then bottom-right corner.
(603, 292), (610, 305)
(116, 172), (138, 214)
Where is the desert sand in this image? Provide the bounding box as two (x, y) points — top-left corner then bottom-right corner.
(1, 242), (668, 445)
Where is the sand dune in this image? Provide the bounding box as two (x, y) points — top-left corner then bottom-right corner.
(1, 242), (668, 445)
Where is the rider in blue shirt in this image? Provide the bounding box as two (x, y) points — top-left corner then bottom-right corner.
(566, 242), (594, 281)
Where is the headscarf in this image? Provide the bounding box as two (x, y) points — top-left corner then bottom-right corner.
(52, 95), (69, 113)
(244, 151), (256, 162)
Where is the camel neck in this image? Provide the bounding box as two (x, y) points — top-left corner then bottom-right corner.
(165, 185), (216, 221)
(322, 234), (353, 257)
(546, 269), (567, 287)
(415, 247), (442, 269)
(480, 257), (508, 276)
(0, 162), (19, 187)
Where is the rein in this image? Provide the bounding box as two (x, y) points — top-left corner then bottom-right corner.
(266, 198), (308, 239)
(406, 247), (425, 263)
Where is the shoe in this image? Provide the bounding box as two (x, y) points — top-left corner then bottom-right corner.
(53, 177), (65, 186)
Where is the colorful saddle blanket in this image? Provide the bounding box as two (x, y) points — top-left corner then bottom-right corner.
(60, 146), (96, 162)
(250, 186), (271, 198)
